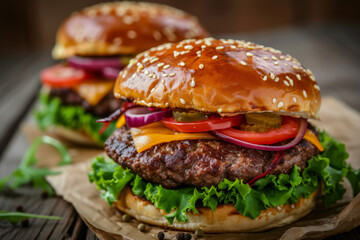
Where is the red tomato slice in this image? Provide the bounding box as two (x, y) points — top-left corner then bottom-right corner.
(161, 116), (243, 133)
(215, 117), (299, 145)
(40, 64), (91, 87)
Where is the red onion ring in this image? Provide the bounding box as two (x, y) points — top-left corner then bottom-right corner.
(212, 119), (307, 151)
(97, 103), (135, 123)
(102, 67), (122, 80)
(125, 107), (172, 128)
(68, 56), (123, 71)
(248, 151), (284, 187)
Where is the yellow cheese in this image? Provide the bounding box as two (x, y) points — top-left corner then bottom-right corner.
(130, 122), (216, 153)
(72, 80), (114, 106)
(303, 129), (324, 152)
(116, 114), (126, 128)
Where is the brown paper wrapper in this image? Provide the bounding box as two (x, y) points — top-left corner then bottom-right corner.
(22, 97), (360, 240)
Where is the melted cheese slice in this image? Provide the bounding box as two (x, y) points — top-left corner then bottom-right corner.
(130, 122), (216, 153)
(303, 129), (324, 152)
(72, 80), (114, 106)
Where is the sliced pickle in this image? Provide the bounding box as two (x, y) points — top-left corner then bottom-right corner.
(239, 123), (270, 132)
(245, 112), (282, 129)
(172, 111), (208, 122)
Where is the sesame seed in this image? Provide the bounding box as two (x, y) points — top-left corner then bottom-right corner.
(190, 78), (195, 87)
(169, 73), (176, 77)
(267, 212), (272, 216)
(196, 50), (201, 55)
(212, 55), (218, 59)
(277, 206), (282, 211)
(199, 64), (204, 69)
(142, 57), (149, 63)
(179, 62), (185, 66)
(270, 73), (275, 79)
(296, 74), (301, 80)
(286, 76), (292, 82)
(292, 65), (299, 70)
(284, 80), (290, 86)
(148, 73), (153, 78)
(216, 46), (224, 50)
(303, 90), (307, 98)
(274, 61), (279, 66)
(184, 45), (193, 50)
(149, 58), (159, 63)
(150, 88), (155, 93)
(289, 79), (294, 86)
(144, 70), (149, 75)
(201, 45), (206, 49)
(246, 52), (253, 57)
(163, 64), (170, 69)
(137, 63), (144, 70)
(263, 56), (269, 60)
(291, 204), (295, 209)
(240, 61), (247, 65)
(217, 108), (223, 113)
(230, 45), (236, 49)
(293, 97), (297, 103)
(161, 79), (165, 84)
(152, 74), (157, 79)
(263, 76), (268, 81)
(277, 101), (284, 108)
(173, 51), (180, 57)
(162, 74), (168, 77)
(195, 40), (203, 44)
(157, 63), (164, 67)
(275, 77), (279, 82)
(127, 30), (137, 39)
(272, 97), (277, 104)
(310, 75), (316, 81)
(314, 84), (320, 90)
(180, 98), (185, 104)
(272, 56), (278, 61)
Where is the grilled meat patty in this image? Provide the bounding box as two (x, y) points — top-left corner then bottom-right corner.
(49, 88), (122, 117)
(104, 126), (319, 189)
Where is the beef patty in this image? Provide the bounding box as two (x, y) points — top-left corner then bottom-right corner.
(104, 126), (319, 189)
(49, 88), (122, 117)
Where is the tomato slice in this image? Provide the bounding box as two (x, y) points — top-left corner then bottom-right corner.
(215, 117), (299, 145)
(161, 115), (243, 133)
(40, 64), (91, 87)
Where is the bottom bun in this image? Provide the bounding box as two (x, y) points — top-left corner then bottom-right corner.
(114, 186), (320, 233)
(48, 126), (98, 147)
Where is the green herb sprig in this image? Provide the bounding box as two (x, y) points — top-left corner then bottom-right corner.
(0, 211), (61, 224)
(0, 136), (72, 195)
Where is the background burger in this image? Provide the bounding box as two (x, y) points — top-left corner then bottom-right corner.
(35, 1), (208, 146)
(89, 38), (360, 232)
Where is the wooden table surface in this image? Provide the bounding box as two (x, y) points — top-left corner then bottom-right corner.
(0, 25), (360, 239)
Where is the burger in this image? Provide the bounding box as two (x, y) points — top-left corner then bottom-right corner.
(35, 2), (209, 146)
(89, 38), (360, 232)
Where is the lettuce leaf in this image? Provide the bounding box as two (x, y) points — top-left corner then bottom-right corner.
(88, 131), (360, 224)
(34, 92), (115, 145)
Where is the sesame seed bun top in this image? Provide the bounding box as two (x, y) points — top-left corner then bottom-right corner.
(52, 2), (209, 59)
(114, 38), (321, 118)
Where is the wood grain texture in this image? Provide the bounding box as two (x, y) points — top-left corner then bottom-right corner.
(0, 26), (359, 239)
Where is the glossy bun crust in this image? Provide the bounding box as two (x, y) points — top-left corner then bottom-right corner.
(53, 2), (209, 59)
(114, 186), (320, 233)
(115, 38), (321, 118)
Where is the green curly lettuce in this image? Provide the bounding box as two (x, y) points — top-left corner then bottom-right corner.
(34, 92), (115, 145)
(88, 131), (359, 224)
